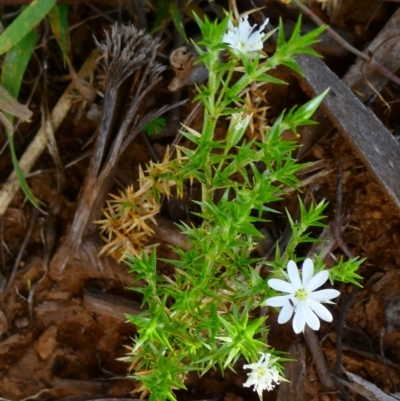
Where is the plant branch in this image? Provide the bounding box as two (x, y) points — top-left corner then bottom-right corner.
(292, 0), (400, 87)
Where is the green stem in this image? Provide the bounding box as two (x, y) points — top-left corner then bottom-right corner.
(215, 63), (235, 112)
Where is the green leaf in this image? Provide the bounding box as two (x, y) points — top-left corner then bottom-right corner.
(1, 30), (36, 98)
(0, 0), (57, 56)
(142, 117), (166, 136)
(1, 29), (38, 208)
(277, 18), (285, 48)
(48, 3), (68, 67)
(295, 89), (329, 121)
(6, 130), (39, 208)
(168, 0), (188, 41)
(329, 256), (364, 287)
(150, 0), (169, 34)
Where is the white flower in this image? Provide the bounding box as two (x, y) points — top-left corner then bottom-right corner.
(265, 258), (340, 334)
(233, 112), (252, 131)
(226, 112), (252, 147)
(222, 15), (269, 58)
(243, 352), (280, 399)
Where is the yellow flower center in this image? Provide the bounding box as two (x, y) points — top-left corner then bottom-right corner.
(256, 366), (267, 378)
(294, 288), (308, 301)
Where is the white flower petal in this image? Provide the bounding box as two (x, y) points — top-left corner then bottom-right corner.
(287, 260), (301, 288)
(265, 295), (290, 307)
(268, 278), (295, 293)
(242, 353), (280, 394)
(259, 18), (269, 32)
(306, 270), (329, 292)
(292, 303), (307, 333)
(302, 258), (314, 287)
(267, 259), (342, 334)
(223, 16), (267, 58)
(304, 305), (320, 331)
(243, 363), (257, 370)
(307, 299), (333, 322)
(277, 302), (294, 324)
(309, 289), (340, 302)
(243, 377), (255, 387)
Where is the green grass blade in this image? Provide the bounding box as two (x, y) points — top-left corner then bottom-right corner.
(1, 29), (39, 208)
(6, 130), (39, 208)
(0, 0), (57, 56)
(48, 3), (68, 67)
(150, 0), (169, 34)
(1, 30), (36, 98)
(168, 0), (188, 41)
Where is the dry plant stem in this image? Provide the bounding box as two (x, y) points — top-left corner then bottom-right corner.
(40, 106), (66, 193)
(348, 7), (400, 100)
(0, 388), (54, 401)
(309, 226), (337, 261)
(297, 54), (400, 214)
(66, 57), (97, 103)
(340, 371), (398, 401)
(86, 1), (116, 24)
(380, 327), (397, 392)
(298, 8), (400, 159)
(333, 285), (358, 375)
(150, 216), (190, 250)
(27, 211), (58, 317)
(229, 0), (240, 20)
(276, 342), (305, 401)
(296, 159), (330, 175)
(282, 166), (335, 194)
(52, 378), (103, 395)
(84, 289), (142, 321)
(128, 0), (147, 29)
(303, 325), (337, 390)
(58, 399), (140, 401)
(333, 165), (354, 259)
(0, 86), (32, 122)
(204, 0), (224, 19)
(51, 25), (184, 271)
(330, 165), (359, 401)
(3, 207), (37, 295)
(20, 150), (91, 180)
(41, 28), (67, 196)
(0, 220), (5, 277)
(0, 50), (99, 217)
(292, 0), (400, 88)
(302, 208), (346, 391)
(170, 100), (202, 157)
(342, 343), (400, 372)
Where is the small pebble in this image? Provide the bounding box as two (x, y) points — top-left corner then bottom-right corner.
(372, 210), (382, 219)
(312, 144), (324, 159)
(35, 325), (58, 360)
(14, 317), (29, 329)
(0, 309), (8, 335)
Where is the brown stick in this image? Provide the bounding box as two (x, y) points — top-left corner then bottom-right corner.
(3, 207), (37, 294)
(0, 51), (99, 217)
(84, 290), (142, 321)
(292, 0), (400, 88)
(297, 54), (400, 214)
(303, 324), (337, 390)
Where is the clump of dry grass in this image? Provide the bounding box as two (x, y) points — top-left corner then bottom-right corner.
(97, 149), (183, 261)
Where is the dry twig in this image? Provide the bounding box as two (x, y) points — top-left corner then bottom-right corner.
(51, 24), (185, 271)
(0, 51), (99, 217)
